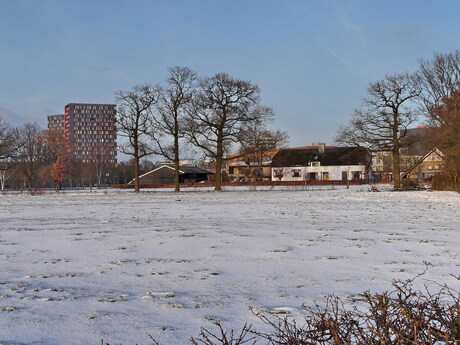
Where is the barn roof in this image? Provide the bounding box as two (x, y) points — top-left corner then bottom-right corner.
(137, 165), (214, 179)
(177, 166), (215, 174)
(130, 165), (214, 184)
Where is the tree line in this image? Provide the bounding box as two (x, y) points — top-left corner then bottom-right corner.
(336, 50), (460, 190)
(2, 51), (460, 192)
(0, 67), (285, 192)
(116, 67), (286, 192)
(0, 119), (135, 191)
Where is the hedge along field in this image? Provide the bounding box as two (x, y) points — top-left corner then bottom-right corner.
(0, 187), (459, 344)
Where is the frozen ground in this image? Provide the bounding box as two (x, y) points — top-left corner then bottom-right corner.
(0, 186), (459, 345)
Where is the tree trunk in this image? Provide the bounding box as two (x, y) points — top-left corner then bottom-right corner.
(214, 135), (224, 191)
(133, 143), (140, 192)
(174, 134), (180, 192)
(392, 111), (401, 189)
(0, 173), (5, 192)
(133, 159), (140, 192)
(214, 155), (222, 191)
(96, 167), (102, 189)
(27, 173), (34, 191)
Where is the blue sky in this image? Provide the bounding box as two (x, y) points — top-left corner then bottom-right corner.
(1, 0), (460, 148)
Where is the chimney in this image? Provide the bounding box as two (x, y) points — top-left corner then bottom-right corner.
(312, 142), (326, 153)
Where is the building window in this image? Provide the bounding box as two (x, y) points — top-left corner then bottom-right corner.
(274, 169), (283, 178)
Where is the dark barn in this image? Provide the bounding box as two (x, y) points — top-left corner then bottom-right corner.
(132, 165), (214, 185)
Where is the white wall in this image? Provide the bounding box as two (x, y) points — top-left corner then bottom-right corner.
(271, 165), (366, 181)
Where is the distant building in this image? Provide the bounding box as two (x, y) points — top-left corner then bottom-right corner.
(47, 103), (117, 164)
(369, 126), (437, 182)
(401, 148), (445, 181)
(370, 152), (393, 181)
(226, 149), (280, 182)
(271, 144), (369, 181)
(47, 114), (66, 132)
(130, 165), (214, 185)
(400, 126), (434, 156)
(154, 158), (216, 171)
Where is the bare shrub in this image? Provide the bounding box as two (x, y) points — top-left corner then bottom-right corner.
(190, 321), (258, 345)
(149, 271), (460, 345)
(253, 275), (460, 345)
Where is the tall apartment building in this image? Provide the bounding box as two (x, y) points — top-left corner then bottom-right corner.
(47, 103), (117, 164)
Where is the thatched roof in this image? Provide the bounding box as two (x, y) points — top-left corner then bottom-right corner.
(271, 147), (369, 167)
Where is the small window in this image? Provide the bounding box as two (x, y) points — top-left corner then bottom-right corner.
(274, 169), (283, 178)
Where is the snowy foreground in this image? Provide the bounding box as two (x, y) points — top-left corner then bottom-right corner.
(0, 186), (459, 345)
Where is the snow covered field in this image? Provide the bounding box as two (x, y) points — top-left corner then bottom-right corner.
(0, 187), (459, 345)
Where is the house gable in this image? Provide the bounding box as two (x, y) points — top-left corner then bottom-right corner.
(401, 148), (445, 179)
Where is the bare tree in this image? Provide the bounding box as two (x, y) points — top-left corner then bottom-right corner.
(13, 122), (49, 190)
(240, 122), (289, 153)
(238, 122), (288, 181)
(0, 116), (16, 191)
(150, 66), (197, 192)
(115, 84), (157, 192)
(46, 129), (67, 162)
(93, 143), (112, 188)
(187, 73), (273, 190)
(336, 73), (420, 189)
(416, 50), (460, 125)
(0, 164), (16, 192)
(0, 116), (15, 160)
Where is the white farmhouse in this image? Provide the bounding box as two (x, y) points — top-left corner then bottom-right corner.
(271, 144), (369, 182)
